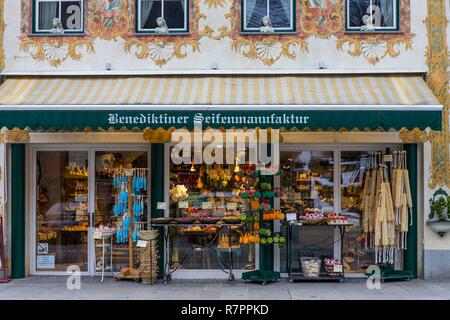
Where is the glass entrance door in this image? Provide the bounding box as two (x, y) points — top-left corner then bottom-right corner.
(33, 147), (151, 275)
(34, 150), (89, 272)
(93, 150), (149, 273)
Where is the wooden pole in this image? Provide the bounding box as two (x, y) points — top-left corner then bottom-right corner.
(128, 175), (134, 270)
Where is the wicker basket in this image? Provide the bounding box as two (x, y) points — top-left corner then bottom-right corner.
(325, 264), (343, 278)
(139, 229), (159, 241)
(300, 218), (327, 225)
(299, 257), (321, 278)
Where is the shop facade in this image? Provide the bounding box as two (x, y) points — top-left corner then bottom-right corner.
(1, 0), (450, 282)
(0, 74), (442, 280)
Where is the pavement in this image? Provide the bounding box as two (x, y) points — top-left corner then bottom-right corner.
(1, 276), (450, 300)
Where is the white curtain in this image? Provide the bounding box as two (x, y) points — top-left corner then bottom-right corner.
(280, 0), (291, 24)
(378, 0), (394, 27)
(39, 2), (58, 30)
(246, 0), (259, 28)
(141, 0), (154, 28)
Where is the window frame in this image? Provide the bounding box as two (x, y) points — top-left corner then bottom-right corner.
(241, 0), (296, 34)
(32, 0), (84, 35)
(345, 0), (400, 33)
(136, 0), (189, 35)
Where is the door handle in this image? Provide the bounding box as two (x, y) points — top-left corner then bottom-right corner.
(89, 211), (94, 228)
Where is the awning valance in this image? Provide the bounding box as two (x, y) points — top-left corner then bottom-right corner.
(0, 75), (442, 131)
(0, 75), (440, 106)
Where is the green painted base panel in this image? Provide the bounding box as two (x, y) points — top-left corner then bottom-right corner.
(241, 270), (281, 285)
(366, 270), (414, 281)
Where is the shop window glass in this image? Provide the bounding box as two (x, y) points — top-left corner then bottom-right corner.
(94, 151), (149, 272)
(346, 0), (398, 32)
(138, 0), (188, 33)
(243, 0), (294, 32)
(168, 147), (256, 271)
(340, 151), (376, 272)
(279, 150), (334, 273)
(36, 151), (89, 272)
(34, 0), (83, 34)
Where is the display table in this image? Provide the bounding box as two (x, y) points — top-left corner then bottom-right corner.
(93, 230), (116, 282)
(285, 221), (353, 282)
(151, 222), (243, 284)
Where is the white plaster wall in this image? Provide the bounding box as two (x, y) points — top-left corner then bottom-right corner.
(2, 0), (429, 72)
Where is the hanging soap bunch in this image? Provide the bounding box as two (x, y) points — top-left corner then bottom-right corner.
(361, 151), (412, 265)
(392, 151), (412, 250)
(116, 212), (130, 244)
(113, 170), (129, 217)
(132, 168), (147, 195)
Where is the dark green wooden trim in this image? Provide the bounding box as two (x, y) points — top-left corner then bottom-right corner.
(135, 0), (189, 34)
(345, 0), (401, 33)
(11, 144), (25, 279)
(31, 0), (85, 35)
(150, 143), (165, 278)
(404, 144), (417, 278)
(241, 0), (296, 33)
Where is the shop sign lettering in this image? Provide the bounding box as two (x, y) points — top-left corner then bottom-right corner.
(107, 112), (310, 126)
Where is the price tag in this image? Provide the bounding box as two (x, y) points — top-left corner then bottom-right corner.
(226, 202), (237, 210)
(383, 155), (393, 163)
(124, 169), (134, 177)
(202, 202), (213, 210)
(178, 201), (189, 209)
(136, 240), (148, 248)
(93, 231), (102, 240)
(157, 202), (167, 210)
(75, 195), (87, 202)
(333, 265), (343, 273)
(286, 213), (297, 222)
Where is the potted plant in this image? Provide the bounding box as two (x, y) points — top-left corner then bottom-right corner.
(427, 188), (450, 237)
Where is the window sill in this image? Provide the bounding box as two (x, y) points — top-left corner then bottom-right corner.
(28, 32), (86, 37)
(344, 30), (403, 34)
(240, 31), (297, 36)
(134, 32), (190, 36)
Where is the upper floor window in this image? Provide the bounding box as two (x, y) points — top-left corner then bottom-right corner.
(346, 0), (399, 32)
(137, 0), (188, 34)
(34, 0), (83, 34)
(242, 0), (295, 33)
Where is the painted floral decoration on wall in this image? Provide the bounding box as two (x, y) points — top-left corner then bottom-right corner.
(88, 0), (130, 40)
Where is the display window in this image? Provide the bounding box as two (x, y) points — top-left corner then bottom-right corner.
(168, 146), (257, 272)
(277, 147), (401, 274)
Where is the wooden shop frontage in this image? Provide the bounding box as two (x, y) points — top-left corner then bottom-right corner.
(0, 74), (442, 283)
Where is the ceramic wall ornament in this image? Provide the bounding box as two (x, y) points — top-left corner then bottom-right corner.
(335, 0), (414, 65)
(88, 0), (131, 41)
(300, 0), (343, 39)
(426, 0), (449, 189)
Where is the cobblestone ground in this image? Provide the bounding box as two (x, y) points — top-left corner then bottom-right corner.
(1, 276), (450, 300)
